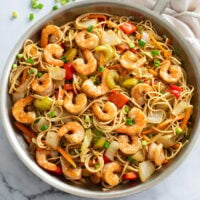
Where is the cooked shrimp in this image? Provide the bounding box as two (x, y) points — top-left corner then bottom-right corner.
(116, 107), (146, 136)
(58, 121), (85, 144)
(73, 49), (97, 75)
(36, 149), (58, 171)
(90, 172), (102, 184)
(82, 68), (109, 98)
(159, 60), (182, 84)
(60, 157), (82, 180)
(43, 44), (64, 66)
(118, 135), (141, 155)
(92, 102), (117, 122)
(102, 162), (122, 186)
(41, 25), (61, 48)
(131, 83), (153, 106)
(31, 73), (53, 96)
(75, 30), (99, 49)
(148, 143), (165, 166)
(63, 92), (87, 114)
(12, 96), (36, 124)
(120, 51), (146, 70)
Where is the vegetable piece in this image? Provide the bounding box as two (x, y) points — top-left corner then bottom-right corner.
(151, 50), (159, 56)
(94, 44), (115, 63)
(156, 135), (175, 148)
(77, 18), (98, 29)
(132, 150), (145, 162)
(105, 141), (119, 161)
(29, 68), (36, 74)
(14, 122), (35, 143)
(49, 67), (66, 80)
(141, 140), (148, 146)
(64, 63), (75, 80)
(46, 131), (60, 150)
(80, 129), (93, 162)
(115, 43), (129, 54)
(87, 25), (93, 32)
(41, 124), (48, 131)
(175, 127), (183, 135)
(148, 68), (158, 77)
(101, 30), (121, 45)
(127, 155), (136, 163)
(93, 137), (106, 149)
(55, 88), (65, 100)
(169, 84), (182, 99)
(103, 141), (110, 149)
(120, 22), (137, 34)
(138, 40), (146, 47)
(124, 105), (130, 114)
(106, 70), (119, 89)
(37, 3), (44, 9)
(180, 106), (193, 131)
(17, 54), (23, 58)
(139, 160), (155, 182)
(84, 115), (91, 123)
(57, 146), (76, 168)
(49, 111), (55, 118)
(103, 154), (111, 164)
(122, 78), (138, 89)
(21, 69), (27, 84)
(63, 84), (74, 91)
(37, 71), (42, 78)
(122, 171), (138, 180)
(52, 5), (59, 10)
(142, 113), (185, 135)
(98, 65), (104, 72)
(108, 90), (129, 108)
(126, 118), (134, 126)
(12, 11), (18, 18)
(169, 84), (182, 91)
(154, 59), (160, 67)
(12, 64), (17, 69)
(29, 13), (34, 21)
(141, 31), (150, 43)
(129, 42), (135, 49)
(64, 48), (77, 62)
(147, 110), (164, 124)
(52, 166), (62, 175)
(87, 14), (106, 21)
(172, 101), (188, 115)
(34, 96), (53, 111)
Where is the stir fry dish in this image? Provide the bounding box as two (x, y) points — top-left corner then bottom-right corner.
(9, 13), (194, 189)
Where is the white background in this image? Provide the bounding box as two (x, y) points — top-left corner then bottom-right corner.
(0, 0), (200, 200)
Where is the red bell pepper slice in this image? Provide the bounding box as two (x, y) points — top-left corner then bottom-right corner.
(122, 171), (138, 180)
(108, 90), (129, 108)
(52, 166), (63, 175)
(169, 84), (182, 98)
(63, 84), (74, 91)
(64, 63), (75, 80)
(120, 22), (137, 34)
(103, 155), (111, 164)
(169, 84), (182, 91)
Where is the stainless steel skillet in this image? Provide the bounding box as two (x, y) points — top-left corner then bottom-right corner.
(0, 0), (199, 198)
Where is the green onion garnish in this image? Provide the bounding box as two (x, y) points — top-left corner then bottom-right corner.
(151, 50), (159, 56)
(126, 118), (134, 126)
(61, 0), (69, 5)
(138, 40), (146, 47)
(87, 25), (93, 32)
(37, 71), (42, 78)
(127, 155), (136, 163)
(154, 59), (160, 67)
(17, 54), (23, 59)
(52, 5), (59, 10)
(29, 68), (35, 74)
(175, 127), (182, 135)
(124, 105), (130, 114)
(55, 0), (61, 2)
(138, 80), (143, 84)
(41, 124), (48, 131)
(26, 58), (35, 64)
(12, 11), (18, 18)
(141, 140), (148, 146)
(129, 42), (135, 49)
(103, 141), (110, 149)
(49, 111), (55, 118)
(12, 64), (17, 69)
(37, 3), (44, 9)
(29, 13), (34, 21)
(60, 55), (67, 63)
(94, 163), (100, 169)
(34, 114), (41, 123)
(98, 65), (104, 72)
(84, 115), (91, 123)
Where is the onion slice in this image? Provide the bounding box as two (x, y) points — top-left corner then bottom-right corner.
(147, 110), (164, 124)
(139, 160), (155, 182)
(101, 30), (121, 45)
(105, 141), (119, 161)
(172, 101), (188, 116)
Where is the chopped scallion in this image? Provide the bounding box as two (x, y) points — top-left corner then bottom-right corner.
(126, 118), (134, 126)
(98, 65), (104, 72)
(127, 155), (136, 163)
(52, 5), (59, 10)
(26, 58), (35, 64)
(175, 127), (182, 135)
(124, 105), (130, 114)
(138, 40), (146, 47)
(154, 59), (160, 67)
(141, 140), (148, 146)
(129, 42), (135, 49)
(151, 50), (159, 56)
(87, 25), (93, 32)
(29, 68), (35, 74)
(84, 115), (91, 123)
(37, 3), (44, 9)
(49, 111), (55, 118)
(12, 11), (18, 18)
(103, 141), (110, 149)
(29, 13), (34, 21)
(12, 64), (17, 69)
(37, 71), (42, 78)
(41, 124), (48, 131)
(17, 54), (23, 59)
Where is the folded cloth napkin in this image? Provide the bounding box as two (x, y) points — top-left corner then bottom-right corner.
(133, 0), (200, 60)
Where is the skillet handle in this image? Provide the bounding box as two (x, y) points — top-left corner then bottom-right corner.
(153, 0), (170, 14)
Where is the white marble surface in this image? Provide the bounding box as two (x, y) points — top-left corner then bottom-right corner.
(1, 0), (200, 200)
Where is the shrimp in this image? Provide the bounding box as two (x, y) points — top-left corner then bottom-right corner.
(75, 30), (99, 50)
(92, 102), (117, 122)
(118, 135), (141, 155)
(60, 157), (82, 180)
(148, 143), (165, 166)
(90, 172), (102, 184)
(120, 51), (146, 70)
(40, 25), (61, 48)
(12, 96), (36, 124)
(102, 162), (122, 186)
(58, 121), (85, 144)
(43, 44), (64, 66)
(31, 73), (53, 96)
(131, 83), (153, 106)
(82, 68), (109, 98)
(36, 149), (58, 171)
(116, 107), (146, 136)
(159, 60), (182, 84)
(73, 49), (97, 75)
(63, 92), (87, 114)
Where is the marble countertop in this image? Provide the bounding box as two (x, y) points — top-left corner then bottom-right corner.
(1, 0), (200, 200)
